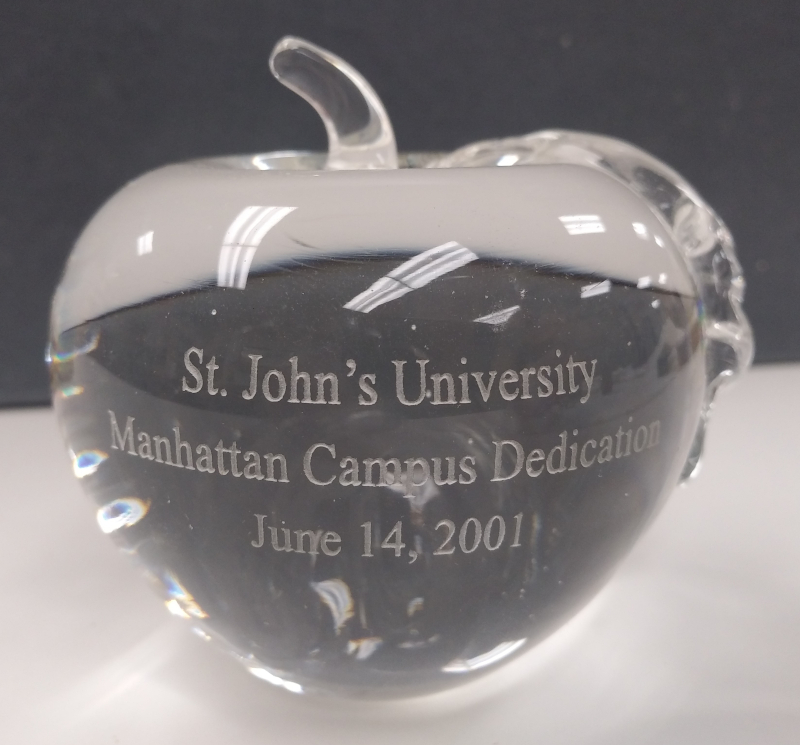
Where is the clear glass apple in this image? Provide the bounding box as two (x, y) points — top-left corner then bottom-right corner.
(49, 37), (752, 697)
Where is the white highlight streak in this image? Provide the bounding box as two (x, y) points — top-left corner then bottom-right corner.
(580, 279), (612, 299)
(311, 579), (354, 633)
(344, 241), (478, 313)
(346, 637), (383, 660)
(443, 638), (527, 673)
(497, 154), (519, 166)
(473, 305), (521, 325)
(248, 666), (304, 694)
(559, 214), (606, 235)
(136, 231), (154, 256)
(217, 206), (296, 289)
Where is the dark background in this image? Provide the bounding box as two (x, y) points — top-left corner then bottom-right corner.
(1, 0), (798, 406)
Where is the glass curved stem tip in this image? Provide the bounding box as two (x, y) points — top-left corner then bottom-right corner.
(269, 36), (398, 170)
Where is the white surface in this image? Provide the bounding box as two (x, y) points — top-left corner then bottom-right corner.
(1, 364), (799, 744)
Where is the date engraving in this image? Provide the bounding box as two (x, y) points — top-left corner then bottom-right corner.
(250, 513), (528, 561)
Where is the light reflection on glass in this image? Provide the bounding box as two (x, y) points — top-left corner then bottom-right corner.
(580, 279), (611, 299)
(637, 276), (652, 289)
(58, 385), (85, 399)
(71, 449), (108, 478)
(346, 636), (382, 660)
(385, 474), (439, 511)
(217, 206), (296, 289)
(165, 598), (191, 619)
(96, 497), (150, 534)
(399, 634), (441, 650)
(310, 578), (354, 633)
(442, 638), (527, 673)
(559, 214), (606, 235)
(473, 305), (520, 326)
(136, 230), (154, 256)
(344, 242), (478, 313)
(249, 151), (324, 170)
(162, 571), (208, 619)
(251, 152), (292, 170)
(248, 665), (304, 694)
(632, 221), (649, 239)
(497, 154), (520, 166)
(47, 332), (100, 364)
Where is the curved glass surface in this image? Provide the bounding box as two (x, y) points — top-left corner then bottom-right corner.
(49, 38), (749, 697)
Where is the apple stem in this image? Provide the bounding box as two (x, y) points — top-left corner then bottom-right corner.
(269, 36), (398, 171)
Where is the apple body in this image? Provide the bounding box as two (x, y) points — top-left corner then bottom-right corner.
(49, 152), (724, 696)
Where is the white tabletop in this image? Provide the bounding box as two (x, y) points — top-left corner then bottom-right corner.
(2, 363), (799, 744)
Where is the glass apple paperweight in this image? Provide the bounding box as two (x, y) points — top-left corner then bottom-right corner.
(49, 37), (753, 698)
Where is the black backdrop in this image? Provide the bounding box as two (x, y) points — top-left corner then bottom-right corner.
(1, 0), (798, 406)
